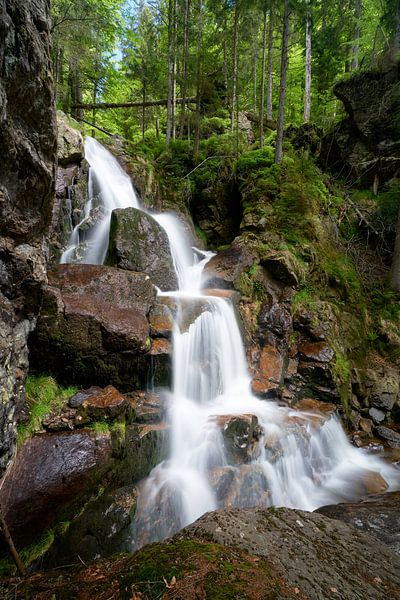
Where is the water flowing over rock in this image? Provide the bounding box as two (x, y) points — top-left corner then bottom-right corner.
(0, 0), (56, 475)
(55, 139), (399, 560)
(106, 207), (178, 291)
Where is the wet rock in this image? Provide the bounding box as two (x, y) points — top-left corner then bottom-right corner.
(258, 301), (292, 339)
(0, 0), (56, 475)
(121, 423), (169, 485)
(251, 345), (284, 398)
(261, 250), (305, 287)
(298, 341), (334, 363)
(375, 425), (400, 448)
(214, 414), (262, 464)
(295, 397), (337, 417)
(148, 303), (174, 337)
(202, 243), (255, 289)
(0, 430), (112, 547)
(106, 207), (177, 291)
(42, 485), (137, 567)
(128, 391), (164, 423)
(29, 265), (157, 390)
(76, 385), (127, 421)
(317, 491), (400, 556)
(177, 506), (400, 600)
(56, 111), (84, 166)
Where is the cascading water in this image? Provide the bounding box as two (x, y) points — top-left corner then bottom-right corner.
(61, 138), (399, 550)
(60, 137), (140, 265)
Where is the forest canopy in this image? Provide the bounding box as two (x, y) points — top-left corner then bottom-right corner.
(51, 0), (400, 159)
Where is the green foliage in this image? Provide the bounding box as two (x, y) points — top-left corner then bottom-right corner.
(90, 421), (110, 434)
(18, 376), (77, 446)
(319, 250), (362, 300)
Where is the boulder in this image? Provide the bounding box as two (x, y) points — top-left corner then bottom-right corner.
(375, 425), (400, 448)
(317, 491), (400, 556)
(29, 264), (157, 390)
(105, 207), (177, 291)
(261, 250), (306, 287)
(177, 506), (400, 600)
(213, 414), (262, 464)
(0, 430), (113, 547)
(202, 243), (255, 289)
(7, 506), (400, 600)
(56, 111), (84, 166)
(321, 64), (400, 186)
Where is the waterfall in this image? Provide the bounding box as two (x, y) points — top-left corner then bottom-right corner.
(60, 138), (399, 549)
(60, 137), (140, 265)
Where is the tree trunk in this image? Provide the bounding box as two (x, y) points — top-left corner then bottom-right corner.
(193, 0), (203, 155)
(230, 1), (239, 135)
(68, 59), (83, 120)
(275, 0), (290, 164)
(304, 3), (312, 122)
(172, 0), (177, 140)
(142, 83), (146, 143)
(391, 205), (400, 292)
(351, 0), (361, 71)
(266, 8), (274, 121)
(0, 509), (26, 577)
(180, 0), (190, 138)
(260, 6), (268, 148)
(252, 44), (258, 113)
(73, 97), (196, 110)
(166, 0), (174, 146)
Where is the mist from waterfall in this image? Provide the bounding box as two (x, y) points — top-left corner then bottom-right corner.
(59, 137), (399, 550)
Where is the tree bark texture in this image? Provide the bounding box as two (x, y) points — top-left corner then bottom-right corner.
(260, 6), (268, 147)
(266, 8), (274, 121)
(230, 2), (239, 135)
(304, 4), (312, 122)
(275, 0), (290, 164)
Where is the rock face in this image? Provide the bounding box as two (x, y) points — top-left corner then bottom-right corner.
(29, 264), (158, 390)
(317, 491), (400, 556)
(0, 430), (113, 547)
(50, 112), (87, 263)
(9, 505), (400, 600)
(178, 506), (400, 600)
(106, 207), (177, 291)
(321, 63), (400, 186)
(0, 0), (56, 475)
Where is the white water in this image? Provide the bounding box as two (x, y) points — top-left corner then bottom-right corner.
(60, 137), (140, 265)
(60, 138), (399, 548)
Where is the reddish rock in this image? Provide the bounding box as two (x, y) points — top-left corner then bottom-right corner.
(295, 397), (337, 416)
(29, 264), (157, 390)
(148, 304), (174, 337)
(298, 341), (334, 363)
(251, 345), (283, 397)
(0, 431), (112, 546)
(78, 385), (127, 421)
(128, 391), (164, 423)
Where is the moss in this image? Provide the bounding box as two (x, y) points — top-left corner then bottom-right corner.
(18, 376), (78, 446)
(89, 421), (110, 434)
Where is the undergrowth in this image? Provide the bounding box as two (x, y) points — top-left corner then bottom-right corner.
(18, 375), (77, 446)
